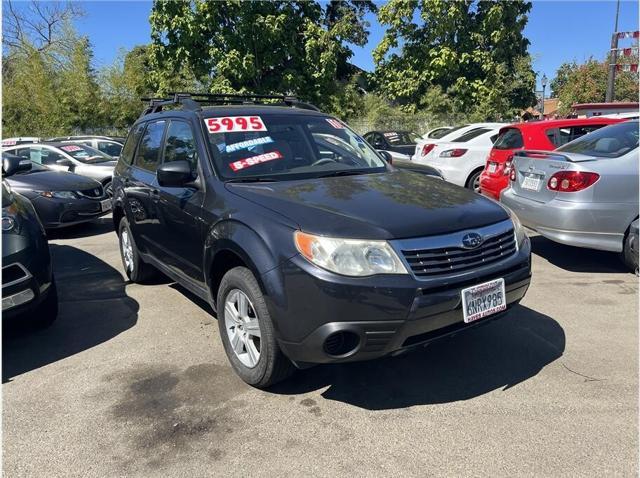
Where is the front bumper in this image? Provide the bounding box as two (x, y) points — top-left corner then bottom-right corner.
(262, 237), (531, 366)
(501, 189), (629, 252)
(32, 195), (111, 229)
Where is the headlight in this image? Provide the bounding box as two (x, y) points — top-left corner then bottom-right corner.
(39, 191), (77, 199)
(502, 205), (526, 249)
(294, 231), (408, 277)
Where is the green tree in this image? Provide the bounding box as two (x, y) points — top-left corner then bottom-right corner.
(373, 0), (536, 119)
(148, 0), (376, 112)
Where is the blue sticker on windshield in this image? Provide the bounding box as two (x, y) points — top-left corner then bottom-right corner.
(225, 136), (274, 153)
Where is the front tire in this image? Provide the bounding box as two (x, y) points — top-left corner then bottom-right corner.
(216, 266), (294, 388)
(118, 217), (157, 283)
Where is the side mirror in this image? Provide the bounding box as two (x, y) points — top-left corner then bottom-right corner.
(56, 158), (73, 169)
(2, 155), (32, 177)
(157, 160), (194, 187)
(378, 150), (393, 164)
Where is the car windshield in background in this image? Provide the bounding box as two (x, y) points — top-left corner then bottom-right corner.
(494, 128), (524, 149)
(451, 128), (491, 143)
(557, 121), (639, 158)
(206, 114), (387, 180)
(58, 144), (112, 163)
(383, 131), (415, 145)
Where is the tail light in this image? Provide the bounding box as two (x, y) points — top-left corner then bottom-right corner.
(421, 144), (435, 156)
(547, 171), (600, 192)
(502, 154), (514, 175)
(439, 148), (467, 158)
(509, 168), (516, 182)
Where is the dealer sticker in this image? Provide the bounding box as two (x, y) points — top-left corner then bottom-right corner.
(229, 151), (283, 172)
(225, 136), (274, 153)
(326, 118), (344, 129)
(60, 145), (82, 152)
(205, 116), (267, 133)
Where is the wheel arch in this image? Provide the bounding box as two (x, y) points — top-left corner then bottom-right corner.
(466, 166), (485, 189)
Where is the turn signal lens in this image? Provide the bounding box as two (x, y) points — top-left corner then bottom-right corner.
(547, 171), (600, 192)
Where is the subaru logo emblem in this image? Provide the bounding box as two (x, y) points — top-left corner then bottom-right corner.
(462, 232), (483, 249)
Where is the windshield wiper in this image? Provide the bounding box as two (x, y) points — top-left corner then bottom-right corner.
(316, 169), (373, 179)
(226, 177), (279, 183)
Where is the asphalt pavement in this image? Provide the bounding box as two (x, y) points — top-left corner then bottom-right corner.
(3, 215), (638, 477)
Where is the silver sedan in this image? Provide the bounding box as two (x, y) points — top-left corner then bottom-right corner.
(501, 120), (638, 271)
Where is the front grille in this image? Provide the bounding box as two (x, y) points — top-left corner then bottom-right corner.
(76, 186), (104, 199)
(401, 229), (516, 278)
(2, 263), (30, 288)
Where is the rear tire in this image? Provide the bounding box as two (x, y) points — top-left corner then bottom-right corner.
(217, 266), (294, 388)
(35, 278), (58, 328)
(621, 227), (639, 275)
(118, 217), (158, 283)
(466, 169), (483, 193)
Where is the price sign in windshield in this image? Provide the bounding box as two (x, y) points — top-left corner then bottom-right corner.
(204, 116), (267, 133)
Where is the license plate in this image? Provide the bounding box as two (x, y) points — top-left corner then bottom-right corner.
(487, 162), (497, 173)
(461, 278), (506, 323)
(521, 174), (542, 191)
(100, 199), (111, 212)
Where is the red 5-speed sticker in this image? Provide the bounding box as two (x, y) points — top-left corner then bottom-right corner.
(229, 151), (283, 172)
(204, 116), (267, 133)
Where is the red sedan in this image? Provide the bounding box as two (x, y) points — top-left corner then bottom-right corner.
(479, 117), (623, 200)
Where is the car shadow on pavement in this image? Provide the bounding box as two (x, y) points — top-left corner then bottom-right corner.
(2, 244), (138, 383)
(530, 235), (628, 274)
(46, 216), (114, 240)
(270, 305), (564, 410)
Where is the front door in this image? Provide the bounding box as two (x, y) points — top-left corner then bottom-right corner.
(153, 119), (206, 285)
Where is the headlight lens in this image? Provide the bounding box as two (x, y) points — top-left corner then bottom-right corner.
(294, 231), (408, 277)
(39, 190), (77, 199)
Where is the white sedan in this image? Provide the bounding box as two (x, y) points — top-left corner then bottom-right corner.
(415, 124), (506, 192)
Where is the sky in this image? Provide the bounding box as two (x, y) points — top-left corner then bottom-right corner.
(71, 0), (640, 92)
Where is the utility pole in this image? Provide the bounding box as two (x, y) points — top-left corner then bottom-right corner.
(605, 0), (621, 102)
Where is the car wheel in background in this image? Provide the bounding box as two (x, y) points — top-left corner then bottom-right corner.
(621, 222), (639, 275)
(216, 266), (294, 388)
(35, 278), (58, 328)
(466, 169), (483, 193)
(117, 217), (158, 283)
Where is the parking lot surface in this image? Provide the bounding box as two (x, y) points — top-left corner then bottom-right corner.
(3, 216), (638, 477)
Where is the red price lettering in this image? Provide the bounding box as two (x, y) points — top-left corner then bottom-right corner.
(207, 118), (221, 132)
(250, 117), (264, 130)
(236, 117), (248, 129)
(221, 118), (233, 130)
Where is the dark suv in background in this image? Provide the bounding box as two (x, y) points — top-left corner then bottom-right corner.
(112, 93), (531, 387)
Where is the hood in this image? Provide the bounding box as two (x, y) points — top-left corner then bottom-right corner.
(226, 170), (509, 240)
(5, 170), (101, 193)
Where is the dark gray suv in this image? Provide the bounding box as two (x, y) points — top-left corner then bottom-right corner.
(111, 94), (531, 387)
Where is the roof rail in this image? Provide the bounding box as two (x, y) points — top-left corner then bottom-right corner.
(139, 92), (320, 117)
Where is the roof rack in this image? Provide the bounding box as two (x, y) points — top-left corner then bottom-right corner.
(139, 92), (320, 117)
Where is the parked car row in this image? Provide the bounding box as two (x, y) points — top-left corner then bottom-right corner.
(2, 135), (124, 158)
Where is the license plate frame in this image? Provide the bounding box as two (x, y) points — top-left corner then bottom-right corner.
(100, 199), (111, 212)
(521, 173), (542, 191)
(487, 162), (497, 173)
(461, 278), (507, 323)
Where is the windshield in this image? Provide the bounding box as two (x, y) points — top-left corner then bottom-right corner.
(59, 144), (113, 163)
(383, 131), (415, 145)
(557, 121), (639, 158)
(206, 114), (387, 180)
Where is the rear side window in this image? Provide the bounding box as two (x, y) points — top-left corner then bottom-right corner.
(120, 124), (145, 165)
(98, 141), (123, 157)
(557, 121), (639, 158)
(134, 121), (166, 172)
(546, 125), (605, 147)
(494, 128), (523, 149)
(163, 121), (198, 172)
(452, 128), (490, 143)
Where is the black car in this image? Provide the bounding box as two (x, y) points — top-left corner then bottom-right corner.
(112, 93), (531, 387)
(2, 158), (58, 327)
(363, 130), (418, 161)
(2, 153), (111, 229)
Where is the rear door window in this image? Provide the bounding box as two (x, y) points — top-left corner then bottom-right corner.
(493, 128), (524, 149)
(120, 124), (145, 165)
(134, 121), (166, 172)
(98, 141), (123, 157)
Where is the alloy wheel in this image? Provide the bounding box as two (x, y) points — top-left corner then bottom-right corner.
(224, 289), (261, 368)
(121, 229), (133, 272)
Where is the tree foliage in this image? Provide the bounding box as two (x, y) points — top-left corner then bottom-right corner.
(148, 0), (376, 111)
(373, 0), (536, 120)
(551, 56), (639, 115)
